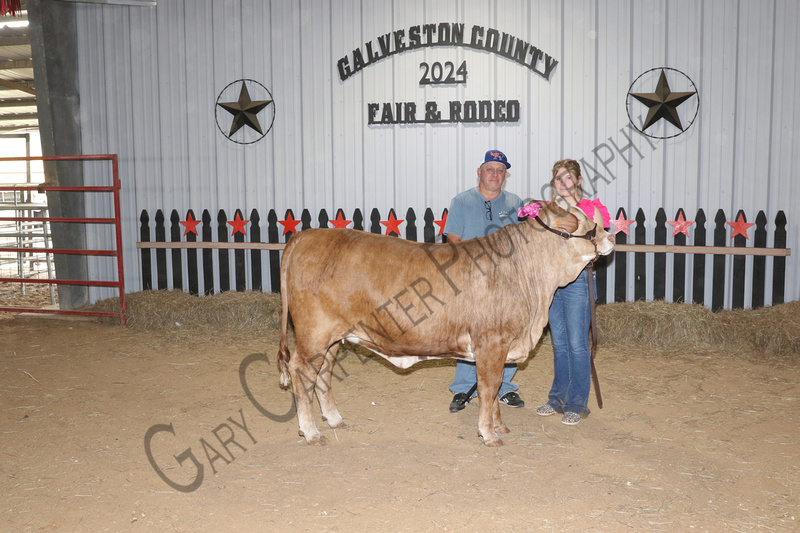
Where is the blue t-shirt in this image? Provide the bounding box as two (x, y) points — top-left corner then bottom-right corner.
(444, 188), (523, 240)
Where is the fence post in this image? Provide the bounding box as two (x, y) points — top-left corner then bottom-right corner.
(421, 208), (433, 243)
(140, 210), (152, 290)
(186, 209), (199, 295)
(752, 211), (767, 308)
(155, 209), (167, 290)
(672, 208), (687, 303)
(217, 210), (230, 292)
(301, 209), (312, 231)
(732, 209), (747, 309)
(250, 209), (262, 292)
(369, 208), (381, 234)
(773, 211), (787, 305)
(691, 209), (706, 306)
(405, 208), (417, 241)
(202, 209), (213, 295)
(712, 209), (727, 311)
(353, 208), (364, 231)
(654, 208), (666, 300)
(268, 209), (280, 293)
(170, 210), (182, 291)
(318, 209), (329, 228)
(634, 208), (646, 300)
(613, 207), (628, 303)
(232, 208), (246, 292)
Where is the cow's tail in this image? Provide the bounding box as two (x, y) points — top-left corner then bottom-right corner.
(278, 243), (292, 388)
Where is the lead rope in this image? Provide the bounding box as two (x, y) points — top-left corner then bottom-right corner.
(586, 263), (603, 408)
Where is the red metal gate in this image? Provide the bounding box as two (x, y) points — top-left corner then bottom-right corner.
(0, 154), (126, 325)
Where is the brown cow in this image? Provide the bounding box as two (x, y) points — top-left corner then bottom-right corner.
(278, 202), (614, 446)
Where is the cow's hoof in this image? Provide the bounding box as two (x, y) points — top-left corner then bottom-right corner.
(322, 414), (345, 428)
(495, 425), (511, 434)
(299, 429), (326, 445)
(478, 431), (504, 447)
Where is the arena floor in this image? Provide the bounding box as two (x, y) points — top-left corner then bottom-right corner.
(1, 313), (798, 531)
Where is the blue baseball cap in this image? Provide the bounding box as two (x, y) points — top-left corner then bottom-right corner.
(482, 150), (511, 169)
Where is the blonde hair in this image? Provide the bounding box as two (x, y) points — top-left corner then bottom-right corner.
(550, 159), (584, 202)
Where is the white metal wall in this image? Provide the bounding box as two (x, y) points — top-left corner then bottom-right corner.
(73, 0), (800, 308)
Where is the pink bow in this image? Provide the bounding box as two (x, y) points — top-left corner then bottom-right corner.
(517, 202), (541, 219)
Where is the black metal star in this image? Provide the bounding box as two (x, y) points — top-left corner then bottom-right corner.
(217, 82), (272, 136)
(630, 69), (696, 132)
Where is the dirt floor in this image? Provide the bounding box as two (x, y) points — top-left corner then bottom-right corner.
(1, 291), (799, 531)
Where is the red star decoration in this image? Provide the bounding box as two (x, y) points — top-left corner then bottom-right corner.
(180, 212), (201, 236)
(329, 212), (352, 229)
(380, 211), (404, 235)
(279, 212), (301, 236)
(727, 213), (755, 240)
(226, 212), (249, 236)
(667, 212), (694, 237)
(434, 211), (447, 236)
(610, 213), (635, 236)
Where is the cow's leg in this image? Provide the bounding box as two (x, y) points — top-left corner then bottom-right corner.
(474, 352), (506, 447)
(316, 343), (344, 429)
(492, 394), (509, 434)
(289, 348), (326, 444)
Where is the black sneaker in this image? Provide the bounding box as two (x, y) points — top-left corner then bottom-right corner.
(449, 392), (471, 413)
(500, 391), (525, 408)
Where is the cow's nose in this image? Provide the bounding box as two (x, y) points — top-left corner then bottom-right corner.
(608, 234), (615, 245)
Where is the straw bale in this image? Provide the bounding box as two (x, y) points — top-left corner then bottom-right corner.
(596, 300), (717, 350)
(713, 300), (800, 358)
(597, 299), (800, 359)
(84, 291), (800, 360)
(85, 290), (282, 331)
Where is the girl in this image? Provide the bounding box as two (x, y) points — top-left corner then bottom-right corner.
(536, 159), (610, 425)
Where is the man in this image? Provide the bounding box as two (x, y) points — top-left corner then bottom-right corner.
(444, 149), (525, 412)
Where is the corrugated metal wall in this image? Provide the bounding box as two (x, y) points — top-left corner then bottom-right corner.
(73, 0), (799, 308)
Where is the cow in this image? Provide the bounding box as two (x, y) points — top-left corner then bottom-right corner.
(277, 201), (614, 446)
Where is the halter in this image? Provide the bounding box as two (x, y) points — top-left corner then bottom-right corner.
(534, 215), (599, 259)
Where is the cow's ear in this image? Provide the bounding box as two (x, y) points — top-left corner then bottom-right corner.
(539, 203), (579, 233)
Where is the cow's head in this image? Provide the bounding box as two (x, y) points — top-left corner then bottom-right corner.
(529, 200), (615, 264)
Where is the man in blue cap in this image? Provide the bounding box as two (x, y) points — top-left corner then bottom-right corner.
(443, 149), (525, 412)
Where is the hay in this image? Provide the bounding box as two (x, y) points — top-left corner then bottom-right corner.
(598, 300), (800, 359)
(84, 290), (800, 360)
(712, 301), (800, 359)
(85, 290), (282, 331)
(597, 300), (718, 350)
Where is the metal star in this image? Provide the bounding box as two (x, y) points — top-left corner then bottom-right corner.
(630, 69), (696, 132)
(610, 213), (635, 236)
(667, 212), (695, 237)
(380, 211), (404, 236)
(217, 82), (272, 136)
(727, 213), (755, 240)
(180, 212), (201, 236)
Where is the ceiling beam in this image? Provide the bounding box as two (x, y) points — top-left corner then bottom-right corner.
(0, 79), (35, 94)
(0, 124), (39, 133)
(0, 112), (38, 121)
(0, 59), (33, 69)
(56, 0), (155, 5)
(0, 98), (36, 107)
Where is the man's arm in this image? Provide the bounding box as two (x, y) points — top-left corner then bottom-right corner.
(446, 234), (462, 244)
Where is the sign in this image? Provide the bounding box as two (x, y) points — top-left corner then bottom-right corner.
(336, 22), (559, 126)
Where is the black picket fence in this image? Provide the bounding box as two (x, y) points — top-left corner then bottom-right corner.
(138, 206), (789, 310)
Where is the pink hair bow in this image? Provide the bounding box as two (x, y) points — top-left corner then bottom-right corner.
(517, 202), (541, 219)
